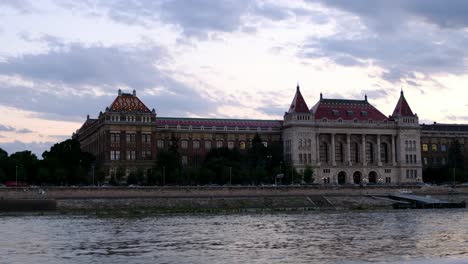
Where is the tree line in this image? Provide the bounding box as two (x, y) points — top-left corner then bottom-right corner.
(0, 139), (96, 186)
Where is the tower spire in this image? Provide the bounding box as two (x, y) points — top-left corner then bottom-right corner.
(392, 89), (414, 117)
(288, 84), (310, 114)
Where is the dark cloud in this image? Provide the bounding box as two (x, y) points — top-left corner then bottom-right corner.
(300, 1), (468, 82)
(0, 40), (219, 121)
(60, 0), (317, 39)
(16, 128), (33, 134)
(314, 0), (468, 31)
(0, 125), (15, 132)
(0, 0), (34, 13)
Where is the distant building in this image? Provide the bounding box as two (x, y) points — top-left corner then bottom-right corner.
(73, 89), (282, 180)
(74, 86), (425, 184)
(421, 123), (468, 169)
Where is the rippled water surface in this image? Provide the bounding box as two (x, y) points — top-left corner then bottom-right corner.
(0, 210), (467, 264)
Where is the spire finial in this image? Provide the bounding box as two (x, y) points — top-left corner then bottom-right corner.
(320, 92), (323, 100)
(296, 82), (300, 91)
(133, 89), (136, 96)
(365, 94), (368, 102)
(400, 87), (404, 96)
(118, 89), (122, 96)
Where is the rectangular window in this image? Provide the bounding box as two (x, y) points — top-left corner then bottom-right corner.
(111, 133), (120, 143)
(126, 150), (136, 160)
(406, 154), (409, 163)
(110, 151), (120, 160)
(441, 144), (447, 152)
(413, 155), (417, 164)
(182, 155), (188, 166)
(142, 134), (151, 143)
(424, 157), (428, 165)
(422, 144), (428, 152)
(216, 141), (223, 148)
(126, 133), (136, 143)
(193, 141), (200, 149)
(142, 150), (151, 160)
(157, 140), (164, 149)
(431, 144), (437, 151)
(386, 177), (391, 183)
(299, 153), (303, 163)
(181, 140), (188, 149)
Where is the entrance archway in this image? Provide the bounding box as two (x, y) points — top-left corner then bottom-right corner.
(353, 171), (362, 184)
(368, 171), (377, 184)
(338, 171), (346, 185)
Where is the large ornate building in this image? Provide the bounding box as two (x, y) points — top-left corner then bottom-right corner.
(283, 86), (422, 185)
(74, 87), (423, 184)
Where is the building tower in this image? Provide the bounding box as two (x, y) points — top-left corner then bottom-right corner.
(391, 90), (422, 183)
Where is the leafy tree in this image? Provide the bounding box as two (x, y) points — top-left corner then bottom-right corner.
(448, 139), (465, 183)
(303, 165), (314, 184)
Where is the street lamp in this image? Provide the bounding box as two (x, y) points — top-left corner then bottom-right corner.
(15, 165), (18, 187)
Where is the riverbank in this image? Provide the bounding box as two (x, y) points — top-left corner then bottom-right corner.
(1, 185), (467, 214)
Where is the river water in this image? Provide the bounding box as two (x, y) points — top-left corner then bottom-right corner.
(0, 209), (467, 264)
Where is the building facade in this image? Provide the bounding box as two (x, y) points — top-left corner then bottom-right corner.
(421, 123), (468, 169)
(282, 87), (422, 185)
(74, 87), (423, 184)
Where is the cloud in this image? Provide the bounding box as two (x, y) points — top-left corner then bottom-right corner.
(313, 0), (468, 31)
(0, 39), (219, 120)
(0, 0), (34, 13)
(0, 125), (15, 132)
(299, 1), (468, 83)
(16, 128), (33, 134)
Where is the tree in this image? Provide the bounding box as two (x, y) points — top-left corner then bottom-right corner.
(448, 139), (465, 183)
(303, 165), (314, 184)
(41, 139), (95, 185)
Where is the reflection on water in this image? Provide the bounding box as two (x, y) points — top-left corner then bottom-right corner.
(0, 210), (467, 264)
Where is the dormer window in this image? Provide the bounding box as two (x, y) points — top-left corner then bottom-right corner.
(338, 118), (343, 123)
(332, 110), (340, 116)
(347, 110), (354, 116)
(360, 111), (368, 117)
(322, 118), (327, 122)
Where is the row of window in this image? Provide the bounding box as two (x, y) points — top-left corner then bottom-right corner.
(298, 139), (312, 149)
(405, 140), (417, 151)
(422, 143), (448, 152)
(319, 142), (390, 164)
(111, 133), (152, 143)
(296, 115), (311, 120)
(158, 140), (267, 150)
(110, 150), (152, 160)
(298, 153), (312, 164)
(423, 157), (447, 166)
(405, 154), (418, 164)
(110, 115), (152, 123)
(406, 169), (418, 179)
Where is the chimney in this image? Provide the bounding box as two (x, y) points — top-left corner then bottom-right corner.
(133, 89), (136, 96)
(118, 89), (122, 96)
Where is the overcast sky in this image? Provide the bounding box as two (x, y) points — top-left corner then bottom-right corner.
(2, 0), (468, 156)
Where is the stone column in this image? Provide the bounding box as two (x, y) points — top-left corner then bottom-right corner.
(377, 134), (382, 166)
(331, 133), (336, 166)
(362, 134), (366, 166)
(391, 135), (396, 165)
(346, 133), (351, 165)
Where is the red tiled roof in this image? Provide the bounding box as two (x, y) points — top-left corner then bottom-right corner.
(288, 85), (310, 113)
(311, 98), (388, 121)
(392, 91), (414, 117)
(156, 117), (282, 128)
(109, 93), (151, 113)
(77, 118), (97, 132)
